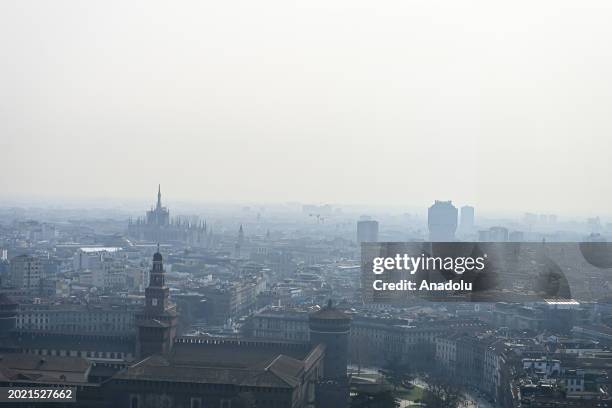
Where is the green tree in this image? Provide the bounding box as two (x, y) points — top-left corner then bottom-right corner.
(379, 359), (413, 391)
(421, 373), (464, 408)
(350, 391), (399, 408)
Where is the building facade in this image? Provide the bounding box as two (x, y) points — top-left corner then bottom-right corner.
(357, 220), (379, 244)
(7, 254), (43, 293)
(428, 200), (458, 242)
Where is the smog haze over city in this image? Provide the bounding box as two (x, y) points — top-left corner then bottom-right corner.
(2, 1), (612, 408)
(2, 0), (612, 217)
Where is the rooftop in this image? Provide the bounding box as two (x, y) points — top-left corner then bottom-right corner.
(0, 353), (90, 373)
(310, 300), (351, 321)
(115, 338), (324, 388)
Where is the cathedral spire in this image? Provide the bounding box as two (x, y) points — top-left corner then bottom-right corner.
(157, 184), (162, 209)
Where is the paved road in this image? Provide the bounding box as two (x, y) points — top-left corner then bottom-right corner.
(461, 389), (494, 408)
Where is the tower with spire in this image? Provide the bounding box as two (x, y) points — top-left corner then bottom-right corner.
(235, 224), (245, 257)
(238, 224), (244, 246)
(135, 247), (177, 358)
(156, 184), (162, 210)
(128, 185), (207, 245)
(146, 184), (170, 227)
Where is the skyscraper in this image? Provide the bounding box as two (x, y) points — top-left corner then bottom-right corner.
(428, 200), (458, 241)
(357, 220), (379, 244)
(460, 205), (475, 233)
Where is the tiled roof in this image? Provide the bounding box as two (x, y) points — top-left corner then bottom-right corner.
(115, 340), (320, 388)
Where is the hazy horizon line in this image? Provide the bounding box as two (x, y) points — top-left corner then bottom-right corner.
(0, 192), (609, 222)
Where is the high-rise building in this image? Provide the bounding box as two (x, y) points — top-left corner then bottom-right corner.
(8, 254), (43, 292)
(460, 205), (475, 233)
(428, 200), (458, 241)
(357, 220), (379, 244)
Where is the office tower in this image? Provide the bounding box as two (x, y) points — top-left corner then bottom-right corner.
(357, 220), (379, 244)
(460, 205), (475, 232)
(428, 200), (458, 241)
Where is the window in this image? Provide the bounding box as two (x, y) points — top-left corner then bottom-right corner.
(191, 398), (202, 408)
(130, 395), (139, 408)
(152, 298), (158, 306)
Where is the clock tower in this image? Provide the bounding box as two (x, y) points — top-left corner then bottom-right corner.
(136, 247), (177, 358)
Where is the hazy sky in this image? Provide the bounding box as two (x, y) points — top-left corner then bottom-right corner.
(1, 0), (611, 216)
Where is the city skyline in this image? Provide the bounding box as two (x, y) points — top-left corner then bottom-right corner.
(2, 1), (612, 407)
(0, 184), (608, 224)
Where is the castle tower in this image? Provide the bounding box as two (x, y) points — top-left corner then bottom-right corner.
(136, 247), (177, 358)
(309, 300), (351, 408)
(309, 299), (351, 380)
